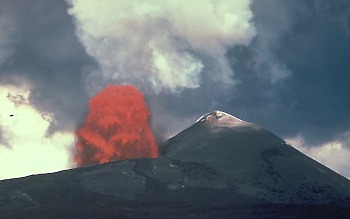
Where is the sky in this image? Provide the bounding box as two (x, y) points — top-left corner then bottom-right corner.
(0, 0), (350, 180)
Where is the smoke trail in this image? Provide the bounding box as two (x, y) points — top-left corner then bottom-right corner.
(66, 0), (256, 94)
(0, 84), (74, 180)
(75, 84), (159, 166)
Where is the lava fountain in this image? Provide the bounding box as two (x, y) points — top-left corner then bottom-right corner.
(75, 84), (159, 166)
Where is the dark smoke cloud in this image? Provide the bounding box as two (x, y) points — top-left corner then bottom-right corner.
(0, 0), (93, 179)
(222, 0), (350, 178)
(227, 0), (350, 146)
(0, 0), (93, 133)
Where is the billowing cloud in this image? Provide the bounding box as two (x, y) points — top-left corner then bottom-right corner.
(66, 0), (256, 94)
(0, 83), (74, 180)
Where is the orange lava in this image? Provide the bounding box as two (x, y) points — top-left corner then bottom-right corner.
(75, 84), (159, 166)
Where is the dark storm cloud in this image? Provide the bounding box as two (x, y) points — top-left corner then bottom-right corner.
(0, 0), (93, 132)
(227, 0), (350, 146)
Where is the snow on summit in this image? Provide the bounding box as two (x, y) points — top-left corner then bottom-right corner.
(197, 110), (251, 128)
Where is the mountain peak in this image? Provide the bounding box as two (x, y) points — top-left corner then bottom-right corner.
(196, 110), (250, 128)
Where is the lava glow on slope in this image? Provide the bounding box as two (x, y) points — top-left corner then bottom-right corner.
(75, 84), (159, 166)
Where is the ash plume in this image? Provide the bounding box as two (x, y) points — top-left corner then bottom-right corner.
(66, 0), (256, 95)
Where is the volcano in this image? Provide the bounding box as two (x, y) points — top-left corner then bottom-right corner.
(1, 111), (350, 218)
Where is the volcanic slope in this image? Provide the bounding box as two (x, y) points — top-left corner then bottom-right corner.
(163, 111), (350, 204)
(0, 111), (350, 218)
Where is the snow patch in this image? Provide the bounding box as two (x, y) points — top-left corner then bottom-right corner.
(196, 110), (251, 128)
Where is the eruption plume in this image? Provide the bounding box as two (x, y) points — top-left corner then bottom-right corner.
(75, 84), (159, 166)
(67, 0), (256, 94)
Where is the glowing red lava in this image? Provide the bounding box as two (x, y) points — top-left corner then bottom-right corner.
(75, 84), (159, 166)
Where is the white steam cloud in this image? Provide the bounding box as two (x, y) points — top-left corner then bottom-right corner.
(0, 84), (74, 180)
(67, 0), (256, 94)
